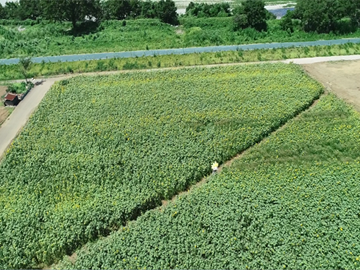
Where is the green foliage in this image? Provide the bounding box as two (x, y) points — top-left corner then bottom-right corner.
(1, 42), (360, 81)
(2, 2), (21, 20)
(294, 0), (360, 33)
(155, 0), (178, 25)
(101, 0), (134, 20)
(0, 3), (5, 20)
(0, 64), (323, 269)
(40, 0), (102, 28)
(185, 2), (231, 17)
(19, 0), (41, 20)
(233, 0), (268, 31)
(7, 82), (27, 94)
(280, 10), (294, 33)
(18, 56), (32, 82)
(0, 17), (360, 59)
(58, 95), (360, 270)
(101, 0), (178, 25)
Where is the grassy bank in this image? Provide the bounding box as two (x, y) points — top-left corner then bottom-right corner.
(1, 43), (360, 81)
(0, 18), (359, 59)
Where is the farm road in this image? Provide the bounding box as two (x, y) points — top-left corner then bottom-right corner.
(1, 54), (360, 159)
(0, 78), (58, 159)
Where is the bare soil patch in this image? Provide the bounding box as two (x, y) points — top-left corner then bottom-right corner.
(0, 86), (9, 125)
(302, 60), (360, 112)
(0, 86), (7, 97)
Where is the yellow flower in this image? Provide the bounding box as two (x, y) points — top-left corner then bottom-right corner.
(211, 162), (219, 170)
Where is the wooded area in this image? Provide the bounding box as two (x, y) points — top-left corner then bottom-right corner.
(0, 0), (359, 34)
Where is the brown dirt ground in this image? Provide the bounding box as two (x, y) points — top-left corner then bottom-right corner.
(302, 60), (360, 112)
(0, 86), (9, 125)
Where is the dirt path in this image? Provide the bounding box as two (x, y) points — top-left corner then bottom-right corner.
(0, 86), (10, 126)
(302, 60), (360, 112)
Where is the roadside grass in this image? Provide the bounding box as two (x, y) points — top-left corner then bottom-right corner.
(1, 43), (360, 81)
(0, 18), (359, 59)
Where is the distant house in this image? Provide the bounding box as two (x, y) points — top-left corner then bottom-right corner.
(4, 93), (20, 106)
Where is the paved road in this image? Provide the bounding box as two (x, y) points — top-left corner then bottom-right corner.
(1, 38), (360, 65)
(283, 54), (360, 64)
(0, 78), (59, 159)
(1, 54), (360, 159)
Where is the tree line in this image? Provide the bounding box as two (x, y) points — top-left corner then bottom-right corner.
(293, 0), (360, 33)
(0, 0), (178, 27)
(0, 0), (359, 34)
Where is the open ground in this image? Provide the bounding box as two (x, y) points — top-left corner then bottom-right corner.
(0, 86), (11, 125)
(303, 60), (360, 113)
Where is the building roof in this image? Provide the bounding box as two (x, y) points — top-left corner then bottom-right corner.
(5, 93), (18, 101)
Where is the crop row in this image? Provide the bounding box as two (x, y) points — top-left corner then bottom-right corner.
(58, 94), (360, 269)
(0, 64), (323, 268)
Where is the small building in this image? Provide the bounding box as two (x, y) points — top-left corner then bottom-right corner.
(4, 93), (20, 106)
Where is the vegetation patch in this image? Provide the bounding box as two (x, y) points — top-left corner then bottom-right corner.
(58, 95), (360, 270)
(0, 64), (323, 269)
(1, 43), (360, 81)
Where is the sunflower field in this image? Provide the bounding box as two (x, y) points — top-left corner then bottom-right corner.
(0, 64), (323, 269)
(58, 94), (360, 270)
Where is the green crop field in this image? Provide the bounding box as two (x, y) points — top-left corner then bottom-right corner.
(58, 94), (360, 269)
(0, 64), (323, 269)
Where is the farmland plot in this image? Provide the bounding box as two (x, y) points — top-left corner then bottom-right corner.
(59, 95), (360, 270)
(0, 64), (323, 268)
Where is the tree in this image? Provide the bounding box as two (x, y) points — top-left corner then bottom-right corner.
(19, 0), (42, 20)
(140, 1), (157, 19)
(0, 4), (5, 19)
(41, 0), (102, 29)
(233, 13), (248, 30)
(101, 0), (131, 20)
(233, 0), (267, 31)
(295, 0), (343, 33)
(339, 0), (360, 27)
(155, 0), (178, 25)
(129, 0), (141, 18)
(184, 2), (230, 17)
(280, 10), (294, 33)
(18, 57), (32, 83)
(3, 2), (21, 20)
(242, 0), (267, 31)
